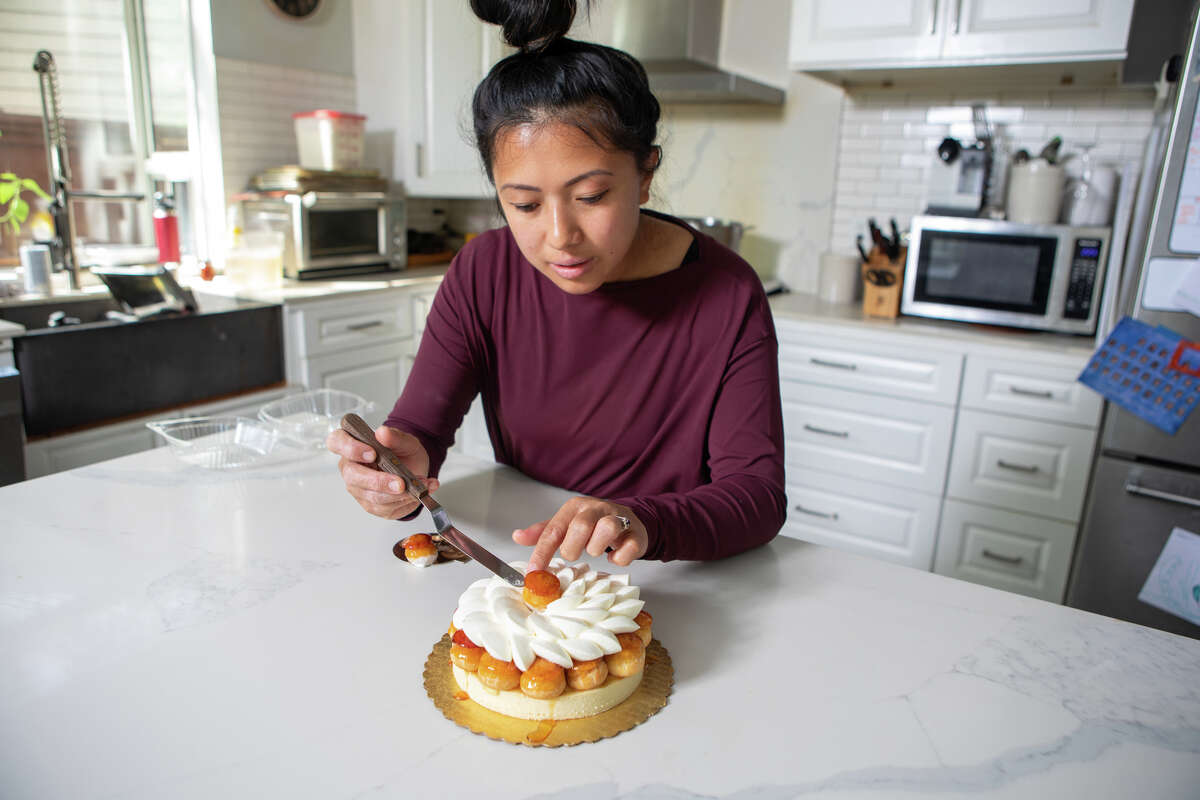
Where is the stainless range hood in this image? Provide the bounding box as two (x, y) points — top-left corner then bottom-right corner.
(596, 0), (785, 105)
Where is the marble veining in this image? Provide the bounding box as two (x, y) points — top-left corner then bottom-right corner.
(145, 550), (339, 632)
(1, 451), (1197, 799)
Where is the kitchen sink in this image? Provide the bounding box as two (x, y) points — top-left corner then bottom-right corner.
(0, 295), (123, 330)
(2, 296), (285, 437)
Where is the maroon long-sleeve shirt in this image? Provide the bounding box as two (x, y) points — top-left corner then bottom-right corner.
(386, 211), (785, 562)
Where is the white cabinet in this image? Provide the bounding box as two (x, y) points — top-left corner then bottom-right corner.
(942, 0), (1136, 63)
(284, 288), (427, 427)
(777, 317), (957, 568)
(775, 311), (1101, 600)
(789, 0), (943, 66)
(23, 385), (291, 479)
(789, 0), (1134, 71)
(933, 347), (1099, 602)
(402, 0), (509, 197)
(934, 499), (1078, 602)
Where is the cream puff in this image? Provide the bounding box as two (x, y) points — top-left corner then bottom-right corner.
(402, 534), (438, 567)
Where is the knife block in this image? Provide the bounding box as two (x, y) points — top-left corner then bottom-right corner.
(862, 246), (905, 319)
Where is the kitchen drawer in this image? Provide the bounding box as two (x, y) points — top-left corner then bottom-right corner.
(961, 353), (1101, 427)
(777, 324), (963, 405)
(783, 383), (955, 494)
(933, 499), (1078, 603)
(946, 409), (1097, 522)
(289, 292), (413, 359)
(781, 467), (941, 569)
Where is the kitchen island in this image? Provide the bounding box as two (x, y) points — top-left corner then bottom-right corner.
(1, 447), (1197, 799)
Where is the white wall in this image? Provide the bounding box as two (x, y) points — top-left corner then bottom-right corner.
(651, 0), (844, 291)
(829, 86), (1157, 260)
(210, 0), (355, 76)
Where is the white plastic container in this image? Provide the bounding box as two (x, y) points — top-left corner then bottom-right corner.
(292, 109), (366, 171)
(257, 388), (373, 449)
(1007, 159), (1065, 225)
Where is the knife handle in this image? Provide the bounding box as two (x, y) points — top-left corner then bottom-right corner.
(340, 413), (427, 501)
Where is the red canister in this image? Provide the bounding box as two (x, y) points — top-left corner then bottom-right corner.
(153, 192), (181, 265)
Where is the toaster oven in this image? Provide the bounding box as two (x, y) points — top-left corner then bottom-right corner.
(239, 191), (407, 280)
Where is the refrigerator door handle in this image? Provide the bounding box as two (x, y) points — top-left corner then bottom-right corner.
(1123, 481), (1200, 509)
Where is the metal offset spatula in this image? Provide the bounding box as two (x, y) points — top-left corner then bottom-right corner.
(340, 413), (525, 587)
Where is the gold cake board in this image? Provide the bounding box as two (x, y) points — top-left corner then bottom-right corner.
(423, 634), (673, 747)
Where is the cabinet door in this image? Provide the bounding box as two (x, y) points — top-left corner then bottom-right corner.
(407, 0), (508, 197)
(782, 383), (956, 494)
(946, 409), (1097, 522)
(933, 499), (1078, 602)
(940, 0), (1133, 63)
(782, 467), (942, 569)
(306, 341), (409, 427)
(789, 0), (944, 68)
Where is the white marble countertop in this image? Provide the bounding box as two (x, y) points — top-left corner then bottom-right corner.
(769, 292), (1100, 359)
(186, 264), (450, 306)
(1, 447), (1197, 799)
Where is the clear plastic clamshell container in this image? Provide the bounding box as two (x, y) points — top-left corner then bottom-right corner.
(257, 388), (373, 449)
(146, 416), (281, 469)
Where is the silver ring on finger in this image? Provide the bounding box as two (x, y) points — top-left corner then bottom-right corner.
(610, 514), (631, 532)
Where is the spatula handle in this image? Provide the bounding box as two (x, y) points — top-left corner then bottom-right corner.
(340, 413), (427, 501)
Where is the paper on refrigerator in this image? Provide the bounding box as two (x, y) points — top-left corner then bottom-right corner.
(1138, 526), (1200, 627)
(1170, 258), (1200, 319)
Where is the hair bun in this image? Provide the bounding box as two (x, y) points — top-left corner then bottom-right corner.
(470, 0), (580, 52)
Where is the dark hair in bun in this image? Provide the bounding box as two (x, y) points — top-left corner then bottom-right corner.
(469, 0), (662, 183)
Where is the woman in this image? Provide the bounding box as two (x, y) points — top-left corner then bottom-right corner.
(328, 0), (785, 571)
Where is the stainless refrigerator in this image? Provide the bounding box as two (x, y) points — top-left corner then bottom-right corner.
(1066, 10), (1200, 639)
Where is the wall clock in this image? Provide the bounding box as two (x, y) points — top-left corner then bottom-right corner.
(265, 0), (322, 20)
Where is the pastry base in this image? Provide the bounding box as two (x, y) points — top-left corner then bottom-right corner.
(424, 634), (672, 747)
(452, 665), (641, 720)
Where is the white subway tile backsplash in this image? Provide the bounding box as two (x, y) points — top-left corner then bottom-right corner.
(216, 56), (356, 204)
(829, 86), (1155, 256)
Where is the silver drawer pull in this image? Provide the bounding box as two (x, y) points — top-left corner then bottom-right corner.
(810, 357), (857, 371)
(997, 459), (1040, 474)
(1124, 482), (1200, 509)
(346, 320), (385, 332)
(1009, 385), (1054, 399)
(794, 504), (838, 521)
(803, 423), (850, 439)
(982, 548), (1024, 566)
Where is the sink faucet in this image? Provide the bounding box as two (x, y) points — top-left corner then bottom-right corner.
(33, 50), (145, 292)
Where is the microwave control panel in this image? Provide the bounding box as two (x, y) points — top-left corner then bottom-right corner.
(1063, 238), (1103, 320)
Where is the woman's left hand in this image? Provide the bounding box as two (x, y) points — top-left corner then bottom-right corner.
(513, 497), (647, 572)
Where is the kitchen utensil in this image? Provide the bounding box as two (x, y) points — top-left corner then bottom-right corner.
(340, 413), (525, 587)
(1007, 159), (1065, 224)
(1038, 136), (1064, 164)
(855, 234), (869, 263)
(818, 252), (860, 304)
(889, 219), (902, 260)
(864, 269), (897, 287)
(258, 388), (373, 449)
(868, 218), (886, 250)
(926, 139), (989, 217)
(680, 217), (747, 252)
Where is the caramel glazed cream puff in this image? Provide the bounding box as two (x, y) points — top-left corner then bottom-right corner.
(448, 559), (653, 721)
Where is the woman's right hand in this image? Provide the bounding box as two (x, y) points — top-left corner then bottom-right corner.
(326, 424), (439, 520)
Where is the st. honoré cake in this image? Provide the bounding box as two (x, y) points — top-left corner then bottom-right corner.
(446, 558), (652, 721)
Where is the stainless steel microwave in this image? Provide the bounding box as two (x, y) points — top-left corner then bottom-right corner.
(240, 191), (406, 280)
(902, 215), (1112, 335)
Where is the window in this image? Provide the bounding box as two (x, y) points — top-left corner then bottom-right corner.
(0, 0), (197, 267)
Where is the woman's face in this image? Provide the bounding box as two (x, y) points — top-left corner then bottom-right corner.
(491, 121), (653, 294)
